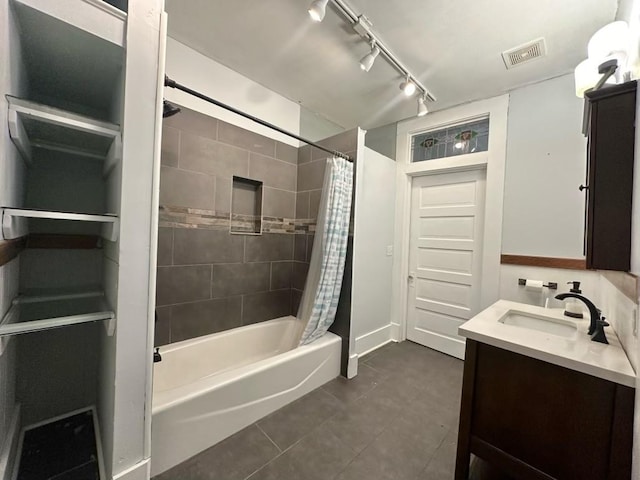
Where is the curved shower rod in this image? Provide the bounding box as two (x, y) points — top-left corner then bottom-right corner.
(164, 76), (353, 162)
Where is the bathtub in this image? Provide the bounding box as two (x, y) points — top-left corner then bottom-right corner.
(150, 316), (341, 476)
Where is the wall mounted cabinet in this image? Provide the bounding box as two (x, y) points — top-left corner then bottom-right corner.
(583, 81), (636, 271)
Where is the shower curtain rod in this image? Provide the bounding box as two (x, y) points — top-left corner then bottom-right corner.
(164, 76), (353, 162)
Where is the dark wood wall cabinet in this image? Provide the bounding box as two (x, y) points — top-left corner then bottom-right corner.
(583, 81), (637, 271)
(455, 341), (634, 480)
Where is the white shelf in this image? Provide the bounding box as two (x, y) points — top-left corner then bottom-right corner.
(0, 289), (115, 337)
(7, 96), (121, 173)
(13, 0), (126, 48)
(1, 208), (119, 242)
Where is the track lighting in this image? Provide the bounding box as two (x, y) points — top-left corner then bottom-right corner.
(360, 43), (380, 72)
(308, 0), (329, 22)
(400, 78), (416, 96)
(417, 96), (428, 117)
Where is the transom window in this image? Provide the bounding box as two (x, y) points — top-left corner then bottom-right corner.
(411, 117), (490, 162)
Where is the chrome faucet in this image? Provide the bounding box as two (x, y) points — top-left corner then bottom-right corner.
(554, 293), (609, 344)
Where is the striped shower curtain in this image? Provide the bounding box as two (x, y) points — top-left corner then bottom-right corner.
(298, 157), (354, 345)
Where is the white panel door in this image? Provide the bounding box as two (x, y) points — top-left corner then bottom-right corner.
(407, 169), (486, 359)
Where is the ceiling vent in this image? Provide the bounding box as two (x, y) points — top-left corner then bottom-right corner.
(502, 38), (546, 69)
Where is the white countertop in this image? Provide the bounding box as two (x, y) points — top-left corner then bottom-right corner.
(459, 300), (636, 388)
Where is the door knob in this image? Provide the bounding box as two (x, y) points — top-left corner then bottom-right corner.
(579, 184), (589, 192)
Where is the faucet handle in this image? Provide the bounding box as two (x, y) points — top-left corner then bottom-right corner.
(598, 316), (609, 327)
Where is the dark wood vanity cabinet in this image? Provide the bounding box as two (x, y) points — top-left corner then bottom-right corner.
(584, 81), (636, 271)
(455, 341), (634, 480)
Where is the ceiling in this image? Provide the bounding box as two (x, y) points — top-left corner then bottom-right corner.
(165, 0), (618, 130)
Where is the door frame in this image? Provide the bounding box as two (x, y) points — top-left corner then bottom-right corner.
(391, 95), (509, 342)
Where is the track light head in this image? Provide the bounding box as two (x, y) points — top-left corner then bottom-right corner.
(309, 0), (329, 22)
(360, 44), (380, 72)
(400, 78), (416, 96)
(417, 96), (428, 117)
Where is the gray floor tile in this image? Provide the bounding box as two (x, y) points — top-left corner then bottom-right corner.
(325, 386), (402, 453)
(322, 363), (387, 404)
(418, 427), (458, 480)
(155, 425), (279, 480)
(257, 389), (344, 451)
(335, 421), (431, 480)
(249, 425), (356, 480)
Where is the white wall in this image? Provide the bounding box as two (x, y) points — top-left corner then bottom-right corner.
(502, 74), (587, 258)
(351, 147), (396, 357)
(165, 38), (301, 147)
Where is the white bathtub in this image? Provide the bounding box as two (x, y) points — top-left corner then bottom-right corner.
(150, 316), (341, 476)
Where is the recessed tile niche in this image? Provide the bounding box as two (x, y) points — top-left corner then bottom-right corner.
(230, 176), (263, 235)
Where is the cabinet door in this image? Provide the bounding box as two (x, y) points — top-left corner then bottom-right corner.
(585, 83), (636, 271)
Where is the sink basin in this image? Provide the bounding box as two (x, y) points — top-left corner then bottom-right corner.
(499, 311), (578, 338)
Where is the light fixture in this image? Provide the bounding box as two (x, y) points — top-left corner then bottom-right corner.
(360, 43), (380, 72)
(400, 77), (416, 96)
(417, 96), (428, 117)
(308, 0), (329, 22)
(574, 21), (631, 97)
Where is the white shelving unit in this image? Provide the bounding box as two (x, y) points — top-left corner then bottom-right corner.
(7, 96), (121, 174)
(0, 289), (115, 337)
(1, 208), (119, 242)
(0, 0), (162, 478)
(13, 0), (126, 48)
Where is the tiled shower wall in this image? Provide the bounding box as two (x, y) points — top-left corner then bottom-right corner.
(155, 106), (300, 346)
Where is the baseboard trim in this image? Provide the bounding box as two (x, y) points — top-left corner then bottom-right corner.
(390, 322), (402, 341)
(0, 404), (21, 480)
(347, 354), (358, 379)
(355, 325), (392, 356)
(113, 458), (150, 480)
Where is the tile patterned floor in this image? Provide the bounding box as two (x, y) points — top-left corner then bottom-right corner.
(155, 341), (493, 480)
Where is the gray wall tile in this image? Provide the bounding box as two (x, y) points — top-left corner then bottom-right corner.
(154, 306), (171, 346)
(314, 129), (358, 160)
(212, 263), (270, 298)
(245, 234), (294, 262)
(293, 235), (306, 262)
(215, 176), (232, 213)
(242, 289), (292, 325)
(218, 121), (276, 157)
(306, 234), (315, 262)
(249, 153), (297, 191)
(275, 142), (298, 164)
(297, 144), (312, 165)
(292, 262), (309, 290)
(263, 188), (295, 218)
(291, 289), (302, 316)
(232, 180), (262, 216)
(157, 227), (173, 266)
(174, 228), (244, 265)
(161, 125), (180, 167)
(160, 166), (215, 210)
(180, 132), (249, 177)
(171, 297), (242, 342)
(166, 107), (218, 140)
(271, 261), (293, 290)
(156, 265), (212, 306)
(295, 191), (309, 219)
(297, 159), (326, 192)
(309, 189), (322, 219)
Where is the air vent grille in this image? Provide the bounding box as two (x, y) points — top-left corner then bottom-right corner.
(502, 38), (546, 69)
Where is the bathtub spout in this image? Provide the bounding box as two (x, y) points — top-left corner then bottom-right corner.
(154, 347), (162, 363)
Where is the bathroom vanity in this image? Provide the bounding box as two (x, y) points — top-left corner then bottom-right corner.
(455, 301), (635, 480)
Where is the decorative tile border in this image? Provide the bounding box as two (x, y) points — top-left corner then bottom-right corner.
(159, 205), (316, 234)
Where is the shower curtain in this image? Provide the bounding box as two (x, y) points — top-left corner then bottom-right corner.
(298, 157), (354, 345)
